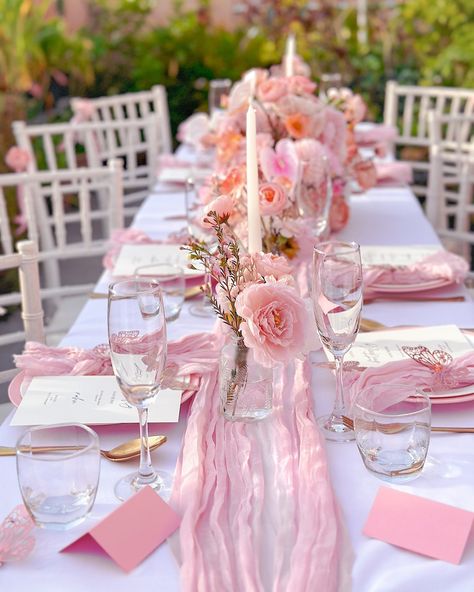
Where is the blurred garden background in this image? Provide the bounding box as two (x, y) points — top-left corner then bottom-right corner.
(1, 0), (473, 168)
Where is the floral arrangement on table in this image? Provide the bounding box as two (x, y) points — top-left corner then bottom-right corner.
(183, 200), (312, 419)
(179, 61), (377, 260)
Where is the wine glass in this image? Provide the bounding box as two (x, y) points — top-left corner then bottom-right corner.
(312, 241), (363, 441)
(185, 177), (216, 318)
(209, 79), (232, 116)
(107, 278), (172, 500)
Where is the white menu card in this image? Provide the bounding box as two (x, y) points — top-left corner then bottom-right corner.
(360, 245), (440, 268)
(10, 376), (182, 426)
(343, 324), (472, 368)
(158, 166), (213, 184)
(112, 244), (202, 277)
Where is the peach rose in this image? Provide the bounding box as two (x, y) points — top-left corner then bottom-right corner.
(288, 75), (317, 95)
(257, 78), (288, 103)
(204, 194), (234, 224)
(252, 252), (293, 280)
(284, 113), (312, 139)
(235, 280), (309, 367)
(259, 182), (288, 216)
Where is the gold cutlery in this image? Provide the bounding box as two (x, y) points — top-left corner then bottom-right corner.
(342, 415), (474, 434)
(0, 434), (167, 462)
(89, 285), (203, 300)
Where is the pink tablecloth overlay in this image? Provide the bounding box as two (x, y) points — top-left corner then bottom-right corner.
(169, 340), (351, 592)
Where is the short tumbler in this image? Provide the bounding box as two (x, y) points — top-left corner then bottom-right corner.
(353, 385), (431, 482)
(16, 424), (100, 530)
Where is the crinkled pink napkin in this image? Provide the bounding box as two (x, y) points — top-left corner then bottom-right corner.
(14, 333), (217, 400)
(0, 505), (35, 567)
(355, 125), (397, 147)
(169, 342), (351, 591)
(364, 250), (468, 291)
(375, 161), (413, 185)
(344, 350), (474, 410)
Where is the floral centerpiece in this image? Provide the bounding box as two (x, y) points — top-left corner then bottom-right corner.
(183, 200), (312, 421)
(179, 65), (377, 260)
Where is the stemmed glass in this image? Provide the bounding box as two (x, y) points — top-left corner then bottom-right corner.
(296, 154), (333, 241)
(209, 79), (232, 116)
(107, 278), (172, 500)
(312, 241), (363, 441)
(185, 177), (216, 318)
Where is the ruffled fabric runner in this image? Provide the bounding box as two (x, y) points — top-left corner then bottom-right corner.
(375, 161), (413, 185)
(344, 350), (474, 409)
(363, 250), (468, 292)
(170, 335), (351, 592)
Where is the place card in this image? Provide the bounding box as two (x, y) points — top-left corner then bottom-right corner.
(364, 487), (474, 564)
(345, 324), (472, 368)
(61, 486), (181, 572)
(361, 245), (440, 268)
(10, 376), (181, 426)
(112, 244), (203, 278)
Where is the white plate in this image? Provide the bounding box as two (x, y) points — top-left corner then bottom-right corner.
(370, 277), (453, 294)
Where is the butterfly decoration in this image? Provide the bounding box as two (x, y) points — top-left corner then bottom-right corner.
(401, 346), (453, 373)
(0, 505), (35, 567)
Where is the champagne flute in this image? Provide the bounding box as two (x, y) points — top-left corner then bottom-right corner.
(312, 241), (363, 441)
(108, 278), (172, 500)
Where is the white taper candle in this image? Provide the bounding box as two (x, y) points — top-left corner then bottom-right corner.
(284, 34), (295, 77)
(246, 101), (262, 254)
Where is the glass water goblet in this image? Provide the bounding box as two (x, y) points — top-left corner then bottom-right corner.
(312, 241), (363, 441)
(296, 154), (333, 241)
(209, 79), (232, 116)
(108, 278), (172, 500)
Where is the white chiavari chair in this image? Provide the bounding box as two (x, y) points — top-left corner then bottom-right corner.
(71, 85), (172, 155)
(384, 82), (474, 198)
(427, 111), (474, 274)
(0, 161), (123, 306)
(0, 240), (45, 384)
(12, 117), (158, 218)
(0, 183), (14, 256)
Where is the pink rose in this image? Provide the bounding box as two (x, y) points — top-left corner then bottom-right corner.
(252, 252), (293, 280)
(259, 182), (288, 216)
(257, 78), (288, 103)
(329, 194), (349, 232)
(177, 113), (211, 147)
(5, 147), (31, 172)
(204, 194), (234, 224)
(345, 94), (367, 124)
(235, 280), (309, 367)
(288, 75), (317, 95)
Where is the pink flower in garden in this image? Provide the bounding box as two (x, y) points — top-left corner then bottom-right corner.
(235, 280), (309, 367)
(252, 252), (293, 280)
(258, 182), (288, 216)
(353, 159), (377, 191)
(260, 139), (298, 183)
(257, 78), (288, 103)
(5, 147), (31, 172)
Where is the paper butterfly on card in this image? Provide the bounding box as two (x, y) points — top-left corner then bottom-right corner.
(401, 346), (453, 373)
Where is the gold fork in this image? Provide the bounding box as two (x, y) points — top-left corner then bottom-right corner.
(342, 415), (474, 434)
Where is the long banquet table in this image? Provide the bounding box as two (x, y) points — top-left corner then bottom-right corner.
(1, 179), (474, 591)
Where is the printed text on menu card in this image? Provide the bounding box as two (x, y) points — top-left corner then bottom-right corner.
(360, 245), (439, 268)
(113, 244), (202, 277)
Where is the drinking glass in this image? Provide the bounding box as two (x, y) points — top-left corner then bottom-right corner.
(184, 177), (215, 318)
(320, 73), (343, 97)
(209, 79), (232, 116)
(296, 154), (333, 240)
(135, 263), (185, 322)
(16, 424), (100, 530)
(108, 278), (171, 500)
(353, 385), (431, 482)
(312, 241), (363, 441)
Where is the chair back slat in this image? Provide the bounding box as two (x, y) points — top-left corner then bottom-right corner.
(0, 186), (13, 255)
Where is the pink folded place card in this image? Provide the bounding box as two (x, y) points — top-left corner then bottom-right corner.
(364, 486), (474, 564)
(61, 486), (181, 572)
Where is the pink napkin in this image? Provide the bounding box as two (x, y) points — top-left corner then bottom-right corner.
(364, 250), (468, 291)
(355, 125), (397, 156)
(345, 350), (474, 409)
(14, 332), (218, 400)
(170, 340), (351, 591)
(375, 161), (413, 185)
(102, 228), (155, 271)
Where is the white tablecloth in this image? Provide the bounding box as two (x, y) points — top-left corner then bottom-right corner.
(1, 183), (474, 591)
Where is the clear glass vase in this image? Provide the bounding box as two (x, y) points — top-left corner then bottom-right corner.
(219, 336), (273, 422)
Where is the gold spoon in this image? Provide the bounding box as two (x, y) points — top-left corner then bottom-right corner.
(0, 435), (167, 462)
(342, 415), (474, 434)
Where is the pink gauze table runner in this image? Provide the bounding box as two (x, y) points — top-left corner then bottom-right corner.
(169, 331), (352, 592)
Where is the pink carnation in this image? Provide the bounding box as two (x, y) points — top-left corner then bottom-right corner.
(259, 182), (288, 216)
(236, 280), (309, 367)
(5, 147), (31, 172)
